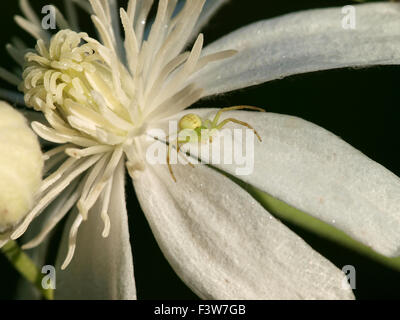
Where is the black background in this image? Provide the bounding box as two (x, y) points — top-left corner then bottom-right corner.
(0, 0), (399, 300)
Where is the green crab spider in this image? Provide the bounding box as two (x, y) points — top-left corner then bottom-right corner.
(167, 106), (265, 182)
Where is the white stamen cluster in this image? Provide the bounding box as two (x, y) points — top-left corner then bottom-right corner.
(22, 30), (137, 146)
(8, 0), (235, 269)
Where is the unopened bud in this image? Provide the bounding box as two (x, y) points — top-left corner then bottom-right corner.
(0, 101), (43, 234)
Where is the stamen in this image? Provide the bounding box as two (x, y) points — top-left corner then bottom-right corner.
(22, 180), (83, 249)
(149, 84), (204, 121)
(160, 0), (205, 65)
(6, 44), (25, 66)
(19, 0), (41, 26)
(44, 112), (78, 137)
(44, 152), (68, 175)
(147, 34), (204, 113)
(145, 51), (190, 99)
(0, 67), (21, 86)
(32, 121), (97, 147)
(71, 0), (92, 14)
(195, 50), (238, 72)
(126, 0), (136, 26)
(11, 36), (27, 51)
(32, 121), (69, 144)
(92, 91), (134, 131)
(14, 15), (47, 41)
(39, 157), (78, 193)
(11, 154), (102, 240)
(134, 0), (154, 46)
(100, 177), (113, 238)
(66, 145), (114, 159)
(77, 154), (110, 220)
(43, 144), (73, 161)
(78, 147), (123, 219)
(61, 211), (83, 270)
(91, 15), (116, 53)
(89, 0), (110, 29)
(64, 0), (79, 31)
(142, 0), (168, 81)
(54, 7), (70, 30)
(120, 8), (139, 75)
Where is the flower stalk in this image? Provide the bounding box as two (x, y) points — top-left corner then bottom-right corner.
(1, 241), (54, 300)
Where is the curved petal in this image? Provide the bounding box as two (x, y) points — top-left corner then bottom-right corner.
(159, 108), (400, 258)
(190, 3), (400, 96)
(55, 159), (136, 299)
(134, 150), (354, 299)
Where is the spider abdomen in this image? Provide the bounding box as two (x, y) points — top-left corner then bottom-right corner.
(178, 113), (202, 130)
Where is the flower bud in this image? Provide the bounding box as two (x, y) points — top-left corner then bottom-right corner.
(0, 101), (43, 234)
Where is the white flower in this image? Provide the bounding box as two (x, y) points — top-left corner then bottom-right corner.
(1, 0), (400, 299)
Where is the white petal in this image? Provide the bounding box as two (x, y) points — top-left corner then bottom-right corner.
(134, 154), (354, 299)
(191, 3), (400, 96)
(55, 159), (136, 299)
(163, 108), (400, 258)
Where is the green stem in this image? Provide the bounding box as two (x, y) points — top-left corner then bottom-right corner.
(1, 240), (54, 300)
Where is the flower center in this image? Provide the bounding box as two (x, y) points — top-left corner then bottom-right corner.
(22, 29), (141, 146)
(12, 30), (148, 270)
(10, 0), (237, 270)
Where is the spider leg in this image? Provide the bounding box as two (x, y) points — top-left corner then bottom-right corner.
(203, 119), (212, 129)
(216, 118), (262, 142)
(177, 137), (195, 168)
(176, 135), (190, 153)
(211, 105), (265, 127)
(167, 135), (196, 182)
(178, 148), (195, 168)
(167, 140), (177, 183)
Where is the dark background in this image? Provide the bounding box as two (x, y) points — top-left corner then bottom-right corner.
(0, 0), (399, 299)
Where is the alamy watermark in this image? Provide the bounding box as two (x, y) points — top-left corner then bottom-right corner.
(41, 5), (56, 30)
(342, 6), (356, 30)
(342, 265), (356, 290)
(41, 265), (56, 290)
